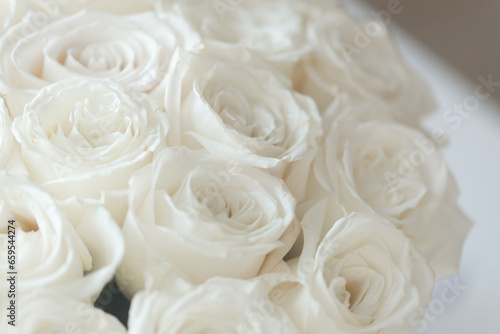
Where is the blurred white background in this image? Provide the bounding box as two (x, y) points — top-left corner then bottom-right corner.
(344, 1), (500, 333)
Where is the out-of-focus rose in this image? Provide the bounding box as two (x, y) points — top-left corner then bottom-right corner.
(17, 0), (155, 17)
(11, 79), (168, 225)
(1, 292), (126, 333)
(294, 8), (435, 125)
(0, 0), (16, 35)
(164, 45), (321, 171)
(0, 10), (200, 117)
(282, 207), (434, 334)
(0, 174), (124, 306)
(157, 0), (312, 74)
(128, 276), (300, 334)
(117, 147), (299, 299)
(312, 96), (472, 278)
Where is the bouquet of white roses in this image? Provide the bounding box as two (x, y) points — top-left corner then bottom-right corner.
(0, 0), (471, 333)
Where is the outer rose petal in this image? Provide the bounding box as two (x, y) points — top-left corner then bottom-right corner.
(0, 292), (127, 334)
(128, 276), (301, 334)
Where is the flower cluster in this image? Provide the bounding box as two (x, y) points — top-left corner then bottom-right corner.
(0, 0), (471, 333)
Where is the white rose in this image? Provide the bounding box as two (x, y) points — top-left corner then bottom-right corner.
(0, 174), (124, 305)
(157, 0), (311, 73)
(164, 45), (321, 170)
(117, 147), (299, 299)
(0, 10), (199, 117)
(11, 79), (168, 225)
(128, 276), (300, 334)
(282, 207), (434, 334)
(294, 8), (435, 125)
(313, 97), (472, 278)
(0, 0), (16, 35)
(2, 292), (126, 334)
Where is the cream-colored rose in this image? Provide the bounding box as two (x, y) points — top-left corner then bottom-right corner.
(164, 45), (321, 170)
(128, 276), (300, 334)
(294, 8), (435, 125)
(2, 292), (126, 334)
(282, 208), (434, 334)
(157, 0), (312, 73)
(0, 174), (124, 305)
(0, 10), (199, 117)
(313, 96), (472, 278)
(117, 147), (299, 299)
(11, 79), (168, 225)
